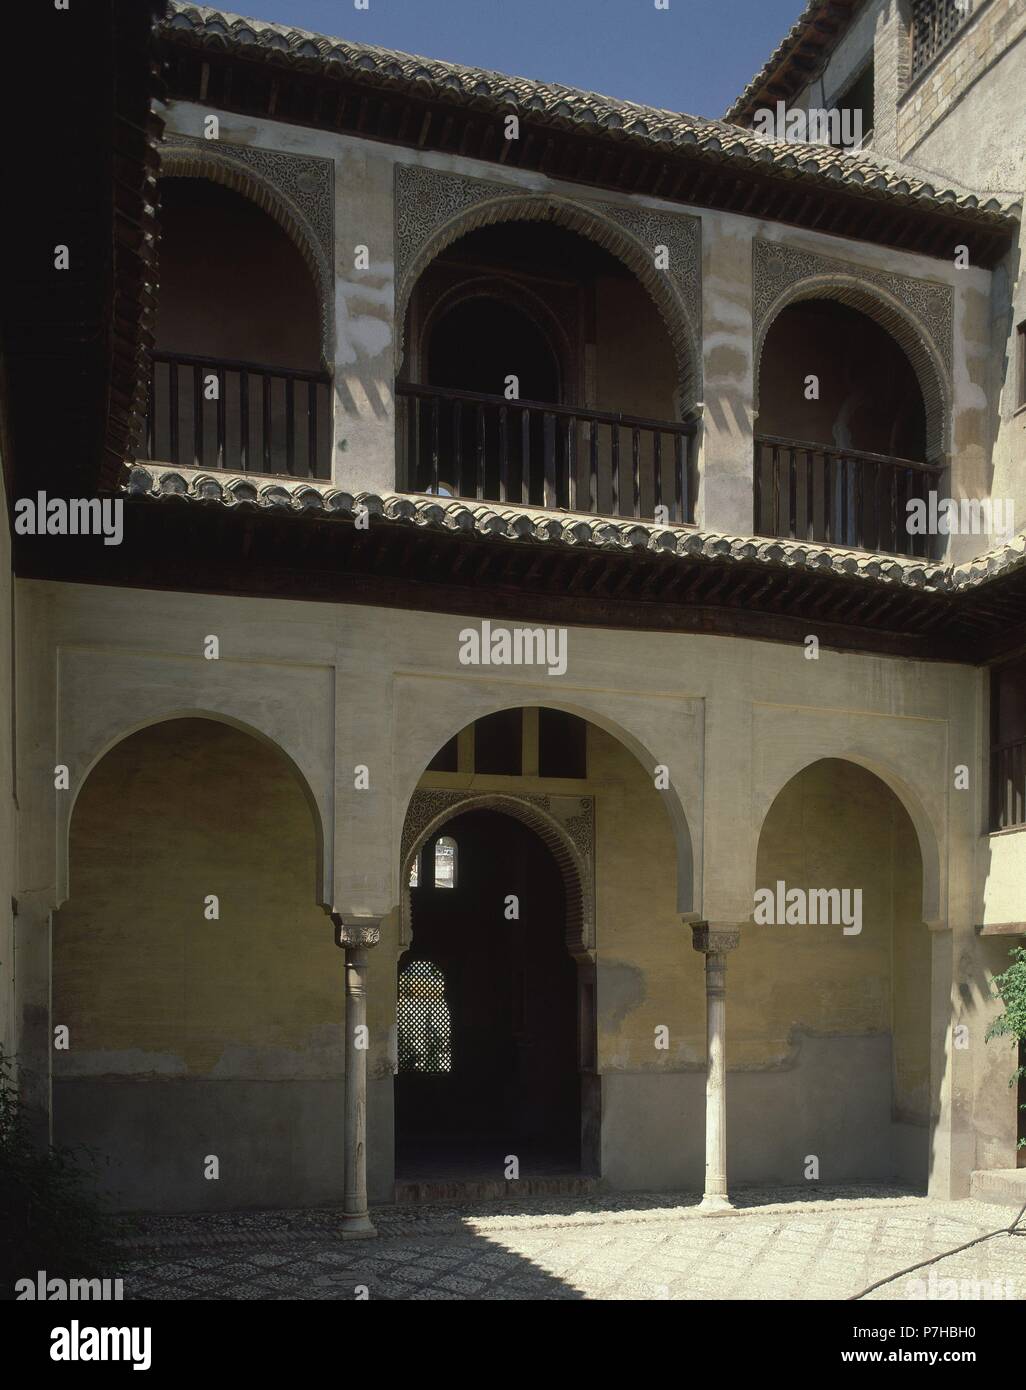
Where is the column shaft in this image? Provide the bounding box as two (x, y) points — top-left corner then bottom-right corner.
(704, 949), (729, 1202)
(690, 922), (739, 1212)
(335, 917), (380, 1240)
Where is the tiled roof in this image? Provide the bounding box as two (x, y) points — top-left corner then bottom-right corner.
(162, 3), (1020, 224)
(725, 0), (860, 124)
(126, 465), (1026, 596)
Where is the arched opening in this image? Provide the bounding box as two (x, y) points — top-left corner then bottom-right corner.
(53, 717), (336, 1213)
(395, 703), (699, 1192)
(755, 296), (941, 556)
(398, 219), (694, 520)
(396, 808), (582, 1180)
(748, 757), (931, 1188)
(144, 177), (331, 478)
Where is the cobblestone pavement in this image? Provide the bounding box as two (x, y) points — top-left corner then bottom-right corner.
(116, 1186), (1026, 1301)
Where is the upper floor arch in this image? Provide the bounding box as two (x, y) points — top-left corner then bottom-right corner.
(754, 274), (952, 465)
(396, 189), (701, 419)
(159, 138), (334, 365)
(140, 137), (337, 480)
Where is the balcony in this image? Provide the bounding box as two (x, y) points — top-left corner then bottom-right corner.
(140, 176), (329, 480)
(396, 217), (692, 525)
(755, 296), (942, 559)
(397, 382), (696, 523)
(754, 434), (942, 559)
(143, 351), (332, 479)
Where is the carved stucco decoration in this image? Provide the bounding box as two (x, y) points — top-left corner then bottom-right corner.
(331, 914), (382, 948)
(394, 163), (702, 416)
(399, 789), (595, 955)
(752, 237), (954, 460)
(159, 135), (335, 363)
(691, 924), (742, 954)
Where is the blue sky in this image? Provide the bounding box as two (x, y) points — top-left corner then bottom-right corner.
(225, 0), (806, 119)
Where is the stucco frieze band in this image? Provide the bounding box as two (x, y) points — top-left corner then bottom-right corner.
(160, 134), (336, 362)
(394, 163), (703, 415)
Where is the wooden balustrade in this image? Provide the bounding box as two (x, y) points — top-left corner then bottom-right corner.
(144, 351), (332, 479)
(397, 382), (696, 523)
(754, 434), (943, 558)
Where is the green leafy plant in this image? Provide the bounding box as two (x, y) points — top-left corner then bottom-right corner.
(986, 945), (1026, 1150)
(0, 1048), (121, 1298)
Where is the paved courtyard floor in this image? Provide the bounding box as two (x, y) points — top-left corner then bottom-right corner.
(116, 1185), (1026, 1300)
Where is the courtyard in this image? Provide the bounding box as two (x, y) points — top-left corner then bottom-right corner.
(117, 1187), (1026, 1302)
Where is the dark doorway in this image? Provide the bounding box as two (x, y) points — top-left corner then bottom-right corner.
(427, 296), (561, 404)
(395, 809), (583, 1179)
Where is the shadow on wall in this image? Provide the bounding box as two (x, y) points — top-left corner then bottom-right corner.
(54, 717), (340, 1214)
(744, 757), (931, 1189)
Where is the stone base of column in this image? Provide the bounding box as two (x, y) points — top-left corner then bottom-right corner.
(697, 1193), (736, 1215)
(341, 1212), (378, 1240)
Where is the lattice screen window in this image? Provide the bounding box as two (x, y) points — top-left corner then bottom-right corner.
(911, 0), (972, 80)
(434, 835), (457, 889)
(397, 960), (452, 1073)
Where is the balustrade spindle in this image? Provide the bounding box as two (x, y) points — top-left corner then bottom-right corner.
(169, 361), (179, 465)
(610, 424), (620, 516)
(540, 412), (554, 509)
(498, 405), (509, 504)
(521, 406), (531, 505)
(675, 433), (686, 525)
(216, 366), (226, 472)
(193, 363), (203, 468)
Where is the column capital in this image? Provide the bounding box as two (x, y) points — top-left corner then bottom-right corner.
(331, 912), (382, 949)
(690, 922), (741, 955)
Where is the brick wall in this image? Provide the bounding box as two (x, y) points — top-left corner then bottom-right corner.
(872, 0), (910, 158)
(897, 0), (1026, 156)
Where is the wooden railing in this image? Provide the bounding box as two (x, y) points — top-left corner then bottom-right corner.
(143, 351), (332, 479)
(754, 434), (943, 558)
(397, 382), (697, 523)
(991, 736), (1026, 832)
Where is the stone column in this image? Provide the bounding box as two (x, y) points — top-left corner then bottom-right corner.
(691, 923), (741, 1212)
(333, 913), (381, 1239)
